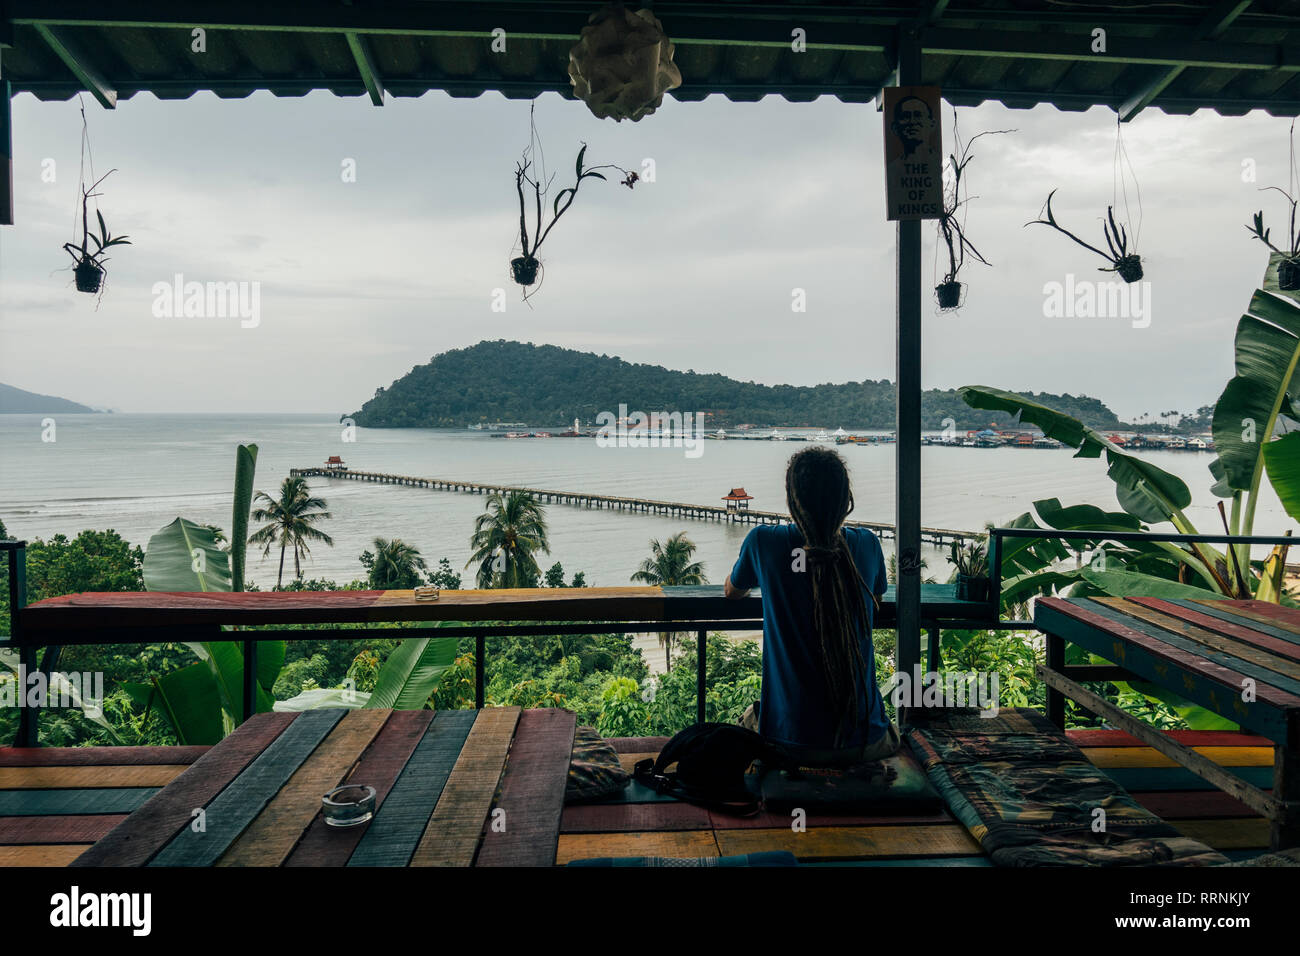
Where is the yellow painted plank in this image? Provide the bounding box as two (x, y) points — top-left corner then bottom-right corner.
(217, 709), (390, 867)
(0, 765), (189, 789)
(1081, 746), (1273, 769)
(0, 844), (91, 867)
(410, 707), (520, 867)
(557, 830), (720, 865)
(716, 824), (981, 861)
(1174, 818), (1270, 850)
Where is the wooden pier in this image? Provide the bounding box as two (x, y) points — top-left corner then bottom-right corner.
(289, 467), (980, 548)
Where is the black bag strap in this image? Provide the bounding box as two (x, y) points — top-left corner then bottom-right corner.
(632, 757), (761, 817)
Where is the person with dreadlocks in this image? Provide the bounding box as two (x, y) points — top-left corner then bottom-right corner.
(724, 446), (898, 765)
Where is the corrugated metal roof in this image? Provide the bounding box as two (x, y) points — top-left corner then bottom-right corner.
(2, 1), (1299, 117)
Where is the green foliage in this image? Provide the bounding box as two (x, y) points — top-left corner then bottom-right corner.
(467, 491), (550, 588)
(351, 340), (1127, 429)
(248, 475), (334, 588)
(360, 537), (428, 589)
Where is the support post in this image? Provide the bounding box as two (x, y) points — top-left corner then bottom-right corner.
(1, 71), (12, 226)
(893, 24), (924, 688)
(1274, 714), (1300, 850)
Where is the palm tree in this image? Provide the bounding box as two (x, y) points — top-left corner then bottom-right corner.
(466, 492), (550, 588)
(363, 537), (428, 589)
(630, 532), (706, 670)
(247, 476), (334, 588)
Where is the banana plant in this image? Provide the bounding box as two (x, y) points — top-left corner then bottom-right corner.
(962, 287), (1300, 603)
(273, 632), (457, 713)
(125, 444), (288, 743)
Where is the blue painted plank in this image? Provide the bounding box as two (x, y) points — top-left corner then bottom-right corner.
(148, 709), (344, 867)
(1103, 765), (1274, 793)
(348, 709), (476, 867)
(0, 787), (159, 816)
(1171, 600), (1300, 647)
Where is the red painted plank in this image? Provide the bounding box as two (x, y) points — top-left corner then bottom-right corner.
(1129, 598), (1300, 662)
(0, 814), (127, 845)
(1229, 600), (1300, 633)
(475, 708), (576, 867)
(1039, 598), (1300, 709)
(561, 801), (714, 833)
(1066, 729), (1274, 748)
(70, 711), (297, 867)
(284, 710), (434, 867)
(0, 746), (210, 767)
(1131, 790), (1266, 820)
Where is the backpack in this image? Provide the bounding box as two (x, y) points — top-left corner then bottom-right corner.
(633, 722), (781, 817)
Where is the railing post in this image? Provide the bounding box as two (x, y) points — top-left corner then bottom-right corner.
(475, 634), (486, 709)
(7, 543), (38, 746)
(927, 625), (940, 672)
(242, 636), (258, 723)
(696, 628), (707, 725)
(1045, 630), (1065, 730)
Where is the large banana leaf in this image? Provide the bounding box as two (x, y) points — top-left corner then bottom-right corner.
(1263, 431), (1300, 522)
(960, 386), (1193, 525)
(144, 518), (232, 591)
(123, 662), (226, 745)
(365, 635), (458, 709)
(1209, 290), (1300, 493)
(1264, 251), (1300, 307)
(230, 443), (258, 592)
(1076, 568), (1224, 600)
(274, 687), (371, 711)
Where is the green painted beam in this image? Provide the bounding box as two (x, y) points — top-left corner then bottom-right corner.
(345, 31), (384, 106)
(31, 23), (116, 108)
(1119, 0), (1255, 122)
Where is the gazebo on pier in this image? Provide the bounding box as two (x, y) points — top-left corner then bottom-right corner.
(324, 455), (347, 471)
(722, 487), (754, 513)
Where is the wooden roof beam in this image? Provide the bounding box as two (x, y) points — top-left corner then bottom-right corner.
(1119, 0), (1254, 121)
(344, 32), (383, 105)
(32, 22), (115, 107)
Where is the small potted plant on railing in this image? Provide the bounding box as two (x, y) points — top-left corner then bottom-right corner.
(63, 169), (131, 296)
(1246, 197), (1300, 291)
(949, 538), (991, 602)
(512, 143), (635, 296)
(1027, 190), (1143, 283)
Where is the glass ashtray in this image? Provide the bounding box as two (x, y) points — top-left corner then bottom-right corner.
(322, 784), (376, 827)
(413, 586), (440, 601)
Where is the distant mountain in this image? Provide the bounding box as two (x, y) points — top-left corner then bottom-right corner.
(351, 340), (1125, 431)
(0, 383), (98, 414)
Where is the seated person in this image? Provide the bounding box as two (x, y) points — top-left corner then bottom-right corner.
(725, 446), (900, 767)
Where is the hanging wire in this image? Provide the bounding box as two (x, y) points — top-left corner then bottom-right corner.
(1112, 114), (1143, 251)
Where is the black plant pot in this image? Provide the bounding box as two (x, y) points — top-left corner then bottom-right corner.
(1279, 257), (1300, 292)
(936, 281), (963, 310)
(74, 259), (104, 294)
(1115, 255), (1143, 284)
(511, 255), (539, 286)
(954, 573), (991, 603)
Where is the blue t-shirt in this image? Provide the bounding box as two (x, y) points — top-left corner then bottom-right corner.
(729, 524), (889, 750)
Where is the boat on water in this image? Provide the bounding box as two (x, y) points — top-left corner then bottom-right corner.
(770, 430), (787, 441)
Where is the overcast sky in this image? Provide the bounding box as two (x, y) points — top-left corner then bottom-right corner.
(0, 87), (1294, 420)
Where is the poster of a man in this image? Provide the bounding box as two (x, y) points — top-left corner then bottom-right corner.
(882, 86), (943, 221)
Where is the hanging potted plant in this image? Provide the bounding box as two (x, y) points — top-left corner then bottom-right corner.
(510, 104), (635, 299)
(1027, 190), (1143, 283)
(934, 113), (1014, 311)
(63, 169), (130, 296)
(949, 538), (991, 602)
(1246, 197), (1299, 292)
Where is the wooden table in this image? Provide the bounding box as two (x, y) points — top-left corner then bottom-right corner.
(1035, 596), (1300, 849)
(69, 707), (576, 867)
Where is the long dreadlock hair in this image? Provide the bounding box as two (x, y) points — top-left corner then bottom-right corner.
(785, 445), (873, 746)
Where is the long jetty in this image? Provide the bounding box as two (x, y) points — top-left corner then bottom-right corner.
(290, 467), (980, 548)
